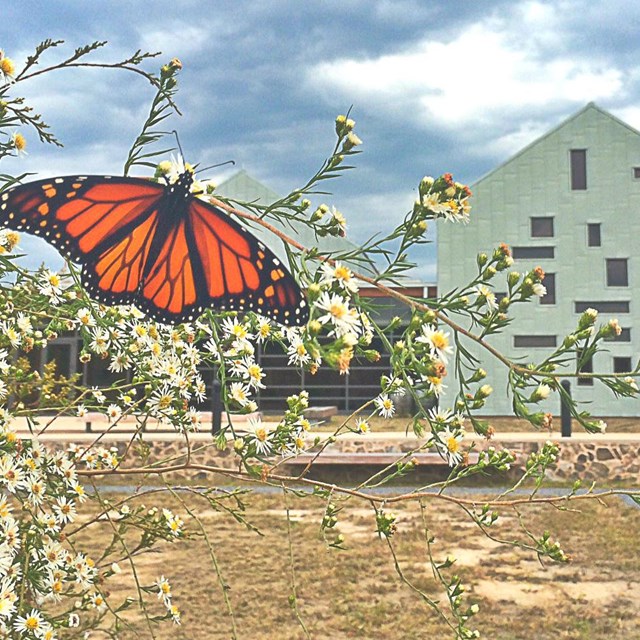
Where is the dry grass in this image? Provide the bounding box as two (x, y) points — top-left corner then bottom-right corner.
(76, 480), (640, 639)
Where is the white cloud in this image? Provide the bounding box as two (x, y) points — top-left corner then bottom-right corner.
(138, 23), (222, 57)
(307, 1), (626, 136)
(611, 106), (640, 132)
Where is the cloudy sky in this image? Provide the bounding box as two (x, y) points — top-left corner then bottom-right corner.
(3, 0), (640, 280)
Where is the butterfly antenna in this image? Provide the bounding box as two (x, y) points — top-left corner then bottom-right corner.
(197, 160), (236, 175)
(171, 130), (185, 162)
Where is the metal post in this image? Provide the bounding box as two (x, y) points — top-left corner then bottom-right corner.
(560, 380), (572, 438)
(211, 368), (222, 435)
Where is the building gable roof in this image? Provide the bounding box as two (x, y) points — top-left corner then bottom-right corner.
(216, 170), (378, 276)
(473, 102), (640, 188)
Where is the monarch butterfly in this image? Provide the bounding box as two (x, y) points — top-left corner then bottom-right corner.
(0, 166), (308, 326)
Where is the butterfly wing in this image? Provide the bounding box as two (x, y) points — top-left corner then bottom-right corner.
(0, 174), (164, 305)
(185, 197), (308, 325)
(0, 175), (308, 325)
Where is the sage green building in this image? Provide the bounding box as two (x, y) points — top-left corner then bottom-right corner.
(437, 103), (638, 416)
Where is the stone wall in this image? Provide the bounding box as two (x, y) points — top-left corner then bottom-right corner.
(102, 434), (640, 483)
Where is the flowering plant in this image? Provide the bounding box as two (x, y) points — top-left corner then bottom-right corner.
(0, 40), (638, 639)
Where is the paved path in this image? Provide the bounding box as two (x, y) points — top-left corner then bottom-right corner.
(11, 413), (640, 444)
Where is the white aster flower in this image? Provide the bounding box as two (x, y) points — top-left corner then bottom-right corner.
(234, 356), (266, 390)
(475, 284), (497, 310)
(156, 575), (172, 605)
(16, 313), (33, 334)
(38, 269), (63, 301)
(246, 417), (273, 456)
(320, 262), (359, 293)
(315, 292), (362, 336)
(421, 192), (450, 215)
(77, 307), (95, 327)
(416, 324), (454, 364)
(287, 336), (311, 366)
(13, 609), (44, 635)
(222, 317), (253, 341)
(374, 393), (395, 419)
(53, 497), (77, 525)
(229, 382), (251, 407)
(256, 317), (272, 343)
(434, 426), (464, 466)
(106, 404), (122, 423)
(0, 456), (24, 493)
(532, 282), (547, 297)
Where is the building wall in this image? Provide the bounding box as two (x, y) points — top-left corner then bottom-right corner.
(437, 104), (640, 416)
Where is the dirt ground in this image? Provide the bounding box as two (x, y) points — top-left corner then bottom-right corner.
(74, 482), (640, 639)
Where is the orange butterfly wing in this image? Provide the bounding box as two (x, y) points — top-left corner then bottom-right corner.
(0, 174), (308, 325)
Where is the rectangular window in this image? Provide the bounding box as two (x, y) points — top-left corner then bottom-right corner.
(514, 335), (557, 348)
(607, 258), (628, 286)
(613, 356), (633, 374)
(634, 167), (640, 179)
(587, 223), (601, 247)
(531, 217), (554, 237)
(570, 149), (587, 190)
(512, 246), (555, 260)
(604, 327), (631, 342)
(540, 273), (555, 305)
(577, 351), (594, 386)
(575, 301), (630, 313)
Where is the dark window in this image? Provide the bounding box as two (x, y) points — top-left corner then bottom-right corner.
(570, 149), (587, 190)
(607, 259), (628, 286)
(634, 167), (640, 179)
(613, 357), (633, 374)
(43, 343), (73, 380)
(604, 327), (631, 342)
(512, 246), (555, 260)
(575, 301), (630, 313)
(577, 351), (594, 386)
(587, 223), (601, 247)
(514, 335), (557, 348)
(531, 217), (554, 237)
(540, 273), (555, 305)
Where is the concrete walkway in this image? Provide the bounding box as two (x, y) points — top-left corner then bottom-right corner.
(11, 413), (640, 445)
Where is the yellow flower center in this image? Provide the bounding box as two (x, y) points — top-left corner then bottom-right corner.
(335, 265), (351, 281)
(12, 133), (26, 151)
(431, 332), (449, 350)
(1, 58), (16, 76)
(248, 364), (262, 380)
(6, 231), (19, 247)
(330, 303), (347, 319)
(255, 427), (268, 442)
(447, 437), (459, 454)
(25, 617), (39, 630)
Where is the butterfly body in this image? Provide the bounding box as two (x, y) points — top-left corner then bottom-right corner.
(0, 171), (308, 326)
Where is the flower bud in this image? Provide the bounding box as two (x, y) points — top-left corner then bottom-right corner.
(477, 384), (493, 399)
(529, 383), (551, 403)
(482, 266), (497, 280)
(507, 271), (520, 287)
(342, 131), (362, 152)
(578, 308), (598, 329)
